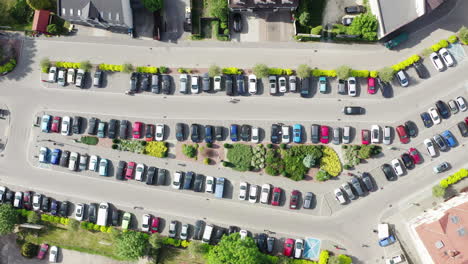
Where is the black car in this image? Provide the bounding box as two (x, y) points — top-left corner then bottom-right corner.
(145, 124), (154, 140)
(420, 112), (433, 128)
(93, 70), (103, 87)
(151, 74), (160, 94)
(344, 5), (365, 14)
(225, 76), (234, 96)
(59, 201), (69, 217)
(413, 61), (429, 79)
(401, 153), (414, 169)
(162, 75), (171, 94)
(271, 124), (281, 144)
(191, 124), (200, 142)
(87, 117), (97, 135)
(157, 169), (166, 185)
(130, 72), (138, 93)
(228, 226), (239, 235)
(233, 13), (242, 32)
(193, 174), (204, 192)
(5, 190), (14, 204)
(343, 106), (364, 115)
(108, 119), (118, 139)
(300, 77), (310, 98)
(240, 125), (251, 141)
(50, 200), (58, 215)
(41, 196), (50, 212)
(378, 78), (392, 99)
(236, 75), (245, 95)
(88, 203), (97, 224)
(404, 121), (417, 138)
(337, 79), (347, 94)
(381, 164), (396, 181)
(266, 236), (275, 254)
(59, 150), (70, 167)
(436, 100), (450, 119)
(458, 122), (468, 137)
(116, 161), (126, 180)
(256, 233), (268, 253)
(360, 172), (374, 192)
(119, 120), (128, 139)
(215, 126), (223, 141)
(72, 116), (82, 134)
(193, 220), (205, 240)
(141, 74), (150, 91)
(146, 166), (157, 185)
(205, 125), (213, 143)
(176, 123), (185, 141)
(111, 209), (120, 226)
(183, 171), (194, 190)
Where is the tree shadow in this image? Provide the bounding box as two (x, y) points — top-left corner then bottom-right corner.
(0, 35), (36, 82)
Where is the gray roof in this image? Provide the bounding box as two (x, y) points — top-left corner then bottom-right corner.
(57, 0), (133, 28)
(377, 0), (423, 35)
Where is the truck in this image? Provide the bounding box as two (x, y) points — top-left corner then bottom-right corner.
(378, 223), (396, 247)
(384, 32), (408, 49)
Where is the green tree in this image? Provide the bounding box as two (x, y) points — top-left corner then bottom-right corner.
(458, 26), (468, 44)
(377, 67), (394, 83)
(347, 13), (378, 41)
(296, 64), (311, 79)
(302, 154), (316, 168)
(432, 185), (446, 198)
(122, 63), (134, 73)
(335, 65), (352, 80)
(208, 0), (228, 22)
(26, 211), (40, 224)
(208, 64), (221, 77)
(315, 169), (330, 181)
(26, 0), (51, 10)
(79, 60), (92, 72)
(115, 231), (149, 260)
(149, 233), (164, 250)
(328, 254), (352, 264)
(10, 0), (33, 24)
(252, 64), (269, 79)
(188, 240), (209, 258)
(40, 57), (50, 73)
(298, 12), (311, 27)
(141, 0), (163, 12)
(47, 24), (60, 35)
(0, 204), (18, 235)
(207, 233), (263, 264)
(21, 242), (38, 258)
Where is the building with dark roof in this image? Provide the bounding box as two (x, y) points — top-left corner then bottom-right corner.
(229, 0), (298, 12)
(57, 0), (133, 34)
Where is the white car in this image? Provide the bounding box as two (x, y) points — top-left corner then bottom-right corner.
(75, 69), (85, 88)
(248, 184), (259, 203)
(294, 239), (304, 259)
(75, 203), (84, 221)
(342, 126), (351, 144)
(32, 194), (41, 211)
(213, 75), (222, 91)
(13, 192), (22, 208)
(179, 74), (188, 94)
(371, 125), (380, 144)
(180, 224), (189, 240)
(430, 52), (445, 71)
(89, 155), (98, 171)
(205, 176), (215, 193)
(48, 66), (57, 82)
(141, 214), (150, 232)
(67, 68), (76, 84)
(61, 116), (71, 135)
(191, 75), (199, 94)
(172, 171), (183, 189)
(168, 221), (177, 238)
(135, 163), (145, 181)
(439, 48), (454, 67)
(98, 159), (108, 176)
(428, 107), (441, 124)
(39, 147), (48, 163)
(289, 76), (297, 92)
(391, 159), (404, 176)
(49, 246), (58, 263)
(248, 74), (257, 94)
(260, 184), (271, 204)
(385, 255), (404, 264)
(424, 138), (437, 157)
(334, 188), (346, 204)
(155, 124), (164, 141)
(239, 182), (248, 200)
(251, 127), (259, 143)
(278, 76), (287, 93)
(68, 152), (78, 171)
(448, 100), (458, 114)
(281, 125), (290, 143)
(347, 77), (356, 96)
(383, 126), (391, 145)
(456, 96), (467, 111)
(57, 69), (66, 86)
(239, 229), (248, 239)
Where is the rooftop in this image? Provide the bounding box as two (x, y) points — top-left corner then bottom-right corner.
(229, 0), (298, 10)
(372, 0), (426, 37)
(32, 10), (51, 33)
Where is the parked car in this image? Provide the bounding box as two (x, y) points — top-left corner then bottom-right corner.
(320, 126), (330, 144)
(191, 123), (200, 142)
(360, 172), (374, 191)
(256, 233), (268, 253)
(129, 72), (138, 92)
(344, 5), (365, 14)
(39, 147), (48, 163)
(289, 190), (300, 209)
(157, 169), (166, 185)
(361, 129), (370, 145)
(396, 70), (409, 87)
(293, 124), (302, 143)
(172, 171), (183, 189)
(51, 116), (61, 133)
(93, 70), (103, 87)
(193, 220), (205, 240)
(342, 16), (354, 26)
(13, 192), (22, 208)
(343, 106), (364, 115)
(57, 69), (66, 86)
(404, 121), (417, 138)
(140, 74), (150, 91)
(381, 164), (397, 181)
(342, 126), (351, 144)
(151, 74), (160, 93)
(281, 125), (290, 143)
(155, 124), (164, 141)
(347, 77), (357, 96)
(205, 176), (215, 193)
(436, 100), (450, 119)
(408, 148), (422, 164)
(176, 123), (185, 141)
(22, 191), (32, 210)
(59, 201), (69, 216)
(371, 125), (380, 144)
(214, 75), (222, 91)
(439, 48), (454, 67)
(249, 184), (259, 203)
(433, 134), (448, 151)
(239, 182), (248, 200)
(233, 13), (242, 32)
(193, 174), (205, 192)
(311, 124), (320, 143)
(428, 107), (441, 124)
(456, 96), (467, 111)
(391, 159), (404, 176)
(68, 152), (78, 171)
(115, 161), (126, 180)
(271, 187), (281, 206)
(441, 130), (456, 147)
(141, 214), (151, 232)
(300, 77), (310, 97)
(132, 122), (143, 139)
(448, 100), (459, 114)
(87, 117), (97, 135)
(79, 154), (88, 171)
(283, 239), (294, 257)
(251, 127), (259, 143)
(424, 138), (437, 157)
(433, 162), (450, 173)
(338, 79), (346, 94)
(351, 177), (364, 197)
(225, 76), (233, 96)
(183, 171), (194, 190)
(367, 77), (376, 94)
(230, 124), (239, 142)
(88, 203), (97, 223)
(107, 119), (117, 139)
(303, 192), (314, 209)
(202, 73), (210, 92)
(236, 75), (245, 94)
(383, 126), (391, 145)
(67, 68), (76, 84)
(260, 184), (271, 204)
(135, 163), (145, 181)
(41, 115), (51, 133)
(271, 124), (281, 144)
(396, 125), (409, 144)
(332, 127), (341, 145)
(413, 61), (429, 79)
(125, 161), (135, 180)
(75, 203), (85, 221)
(318, 76), (327, 93)
(341, 182), (355, 200)
(400, 153), (414, 169)
(458, 121), (468, 137)
(294, 239), (304, 259)
(334, 188), (346, 204)
(240, 124), (251, 142)
(279, 76), (287, 93)
(248, 74), (257, 94)
(180, 224), (188, 239)
(269, 76), (277, 95)
(59, 150), (70, 167)
(97, 121), (106, 138)
(430, 52), (445, 71)
(161, 75), (171, 94)
(420, 112), (433, 128)
(48, 67), (57, 82)
(144, 124), (154, 141)
(168, 221), (178, 238)
(37, 243), (49, 259)
(289, 76), (297, 92)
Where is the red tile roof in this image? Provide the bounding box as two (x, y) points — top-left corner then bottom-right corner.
(415, 202), (468, 264)
(32, 10), (51, 33)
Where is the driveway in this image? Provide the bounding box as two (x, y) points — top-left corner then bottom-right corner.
(161, 0), (190, 42)
(131, 0), (155, 40)
(231, 11), (294, 42)
(322, 0), (364, 25)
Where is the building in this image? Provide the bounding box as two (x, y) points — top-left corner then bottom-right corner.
(228, 0), (299, 12)
(32, 10), (51, 33)
(407, 192), (468, 264)
(57, 0), (133, 34)
(368, 0), (449, 39)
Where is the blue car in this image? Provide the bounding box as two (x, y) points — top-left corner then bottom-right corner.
(230, 124), (238, 142)
(441, 130), (456, 147)
(293, 124), (302, 143)
(41, 115), (51, 133)
(50, 149), (61, 165)
(205, 125), (213, 143)
(420, 112), (433, 128)
(378, 235), (396, 247)
(318, 77), (327, 93)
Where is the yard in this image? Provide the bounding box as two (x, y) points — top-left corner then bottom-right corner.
(0, 0), (34, 31)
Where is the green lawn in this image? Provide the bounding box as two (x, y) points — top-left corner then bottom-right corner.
(159, 246), (206, 264)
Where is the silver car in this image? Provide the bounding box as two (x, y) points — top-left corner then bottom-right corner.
(269, 76), (277, 95)
(289, 76), (297, 92)
(341, 182), (356, 200)
(332, 127), (341, 145)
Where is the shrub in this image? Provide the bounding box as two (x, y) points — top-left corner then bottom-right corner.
(302, 154), (316, 168)
(182, 144), (198, 158)
(26, 211), (40, 224)
(227, 144), (253, 171)
(458, 26), (468, 44)
(279, 143), (287, 149)
(283, 154), (308, 181)
(136, 66), (158, 74)
(298, 12), (311, 27)
(251, 144), (266, 170)
(377, 67), (394, 83)
(222, 161), (230, 167)
(431, 43), (442, 52)
(21, 242), (37, 258)
(266, 143), (273, 149)
(296, 64), (311, 79)
(310, 25), (323, 35)
(144, 142), (168, 158)
(203, 158), (210, 165)
(311, 69), (337, 77)
(315, 169), (330, 181)
(190, 34), (203, 40)
(178, 68), (189, 73)
(208, 64), (221, 77)
(223, 143), (232, 148)
(439, 168), (468, 188)
(79, 60), (92, 72)
(100, 226), (108, 232)
(335, 65), (352, 79)
(112, 139), (120, 144)
(347, 13), (378, 41)
(392, 55), (421, 71)
(0, 59), (16, 73)
(438, 39), (449, 48)
(206, 142), (213, 148)
(222, 67), (243, 75)
(159, 66), (168, 73)
(220, 22), (227, 29)
(448, 35), (458, 43)
(370, 70), (378, 78)
(223, 28), (229, 35)
(318, 250), (329, 264)
(99, 64), (123, 72)
(350, 70), (369, 78)
(252, 64), (269, 78)
(112, 144), (118, 150)
(122, 63), (134, 73)
(40, 57), (51, 73)
(320, 147), (342, 177)
(265, 166), (280, 176)
(432, 185), (446, 198)
(80, 136), (98, 145)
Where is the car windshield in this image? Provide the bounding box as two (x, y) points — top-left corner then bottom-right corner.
(349, 80), (355, 84)
(240, 185), (246, 190)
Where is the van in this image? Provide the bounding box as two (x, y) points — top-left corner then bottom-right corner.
(96, 202), (109, 226)
(311, 124), (319, 143)
(214, 177), (225, 198)
(342, 126), (350, 144)
(202, 224), (214, 243)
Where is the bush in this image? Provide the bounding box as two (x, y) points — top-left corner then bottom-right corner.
(432, 185), (446, 198)
(310, 25), (323, 35)
(203, 158), (210, 165)
(178, 68), (190, 73)
(438, 39), (449, 48)
(99, 64), (123, 72)
(190, 34), (203, 40)
(458, 26), (468, 44)
(122, 63), (134, 73)
(223, 143), (232, 148)
(370, 70), (378, 78)
(311, 69), (337, 77)
(392, 55), (421, 71)
(47, 24), (62, 35)
(252, 64), (269, 78)
(279, 143), (287, 149)
(377, 67), (394, 83)
(448, 35), (458, 43)
(319, 147), (342, 177)
(318, 250), (329, 264)
(0, 205), (18, 235)
(0, 59), (16, 73)
(347, 13), (378, 41)
(79, 60), (92, 72)
(144, 142), (168, 158)
(26, 211), (40, 224)
(40, 57), (51, 73)
(182, 144), (198, 158)
(112, 139), (120, 144)
(208, 64), (221, 77)
(112, 144), (118, 150)
(335, 65), (352, 79)
(431, 43), (442, 52)
(21, 242), (37, 258)
(298, 12), (311, 27)
(283, 154), (308, 181)
(222, 161), (230, 167)
(296, 64), (311, 79)
(265, 166), (280, 176)
(159, 66), (168, 73)
(80, 136), (98, 145)
(350, 70), (369, 78)
(439, 168), (468, 188)
(206, 142), (213, 148)
(222, 67), (243, 75)
(227, 144), (253, 171)
(223, 28), (229, 35)
(315, 169), (330, 181)
(266, 143), (273, 149)
(136, 66), (158, 74)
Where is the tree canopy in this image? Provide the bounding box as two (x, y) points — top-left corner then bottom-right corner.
(141, 0), (163, 12)
(207, 233), (263, 264)
(335, 65), (352, 80)
(296, 64), (311, 79)
(208, 0), (228, 22)
(115, 231), (149, 260)
(0, 204), (18, 235)
(378, 67), (394, 83)
(252, 64), (269, 79)
(26, 0), (51, 11)
(347, 13), (378, 41)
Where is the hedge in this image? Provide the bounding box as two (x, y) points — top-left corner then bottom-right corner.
(439, 168), (468, 188)
(55, 62), (81, 69)
(318, 250), (329, 264)
(222, 67), (243, 75)
(350, 70), (369, 78)
(431, 39), (449, 52)
(99, 64), (123, 72)
(40, 214), (69, 225)
(369, 70), (378, 78)
(162, 237), (190, 248)
(144, 141), (168, 158)
(448, 35), (458, 44)
(0, 59), (16, 74)
(136, 66), (158, 74)
(311, 69), (337, 77)
(391, 55), (420, 72)
(177, 68), (191, 73)
(268, 68), (294, 75)
(80, 136), (99, 145)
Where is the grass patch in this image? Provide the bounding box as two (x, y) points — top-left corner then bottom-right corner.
(80, 136), (99, 145)
(226, 144), (252, 172)
(117, 139), (146, 154)
(159, 246), (206, 264)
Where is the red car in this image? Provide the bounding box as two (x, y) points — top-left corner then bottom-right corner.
(51, 116), (61, 133)
(145, 124), (155, 142)
(289, 190), (300, 209)
(37, 243), (49, 259)
(367, 77), (376, 94)
(125, 162), (136, 179)
(283, 238), (295, 257)
(361, 129), (370, 145)
(271, 187), (281, 206)
(132, 122), (143, 139)
(150, 217), (160, 233)
(465, 117), (468, 125)
(396, 125), (409, 144)
(320, 126), (329, 144)
(408, 148), (422, 164)
(22, 191), (32, 210)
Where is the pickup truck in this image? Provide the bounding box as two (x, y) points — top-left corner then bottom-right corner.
(384, 32), (408, 49)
